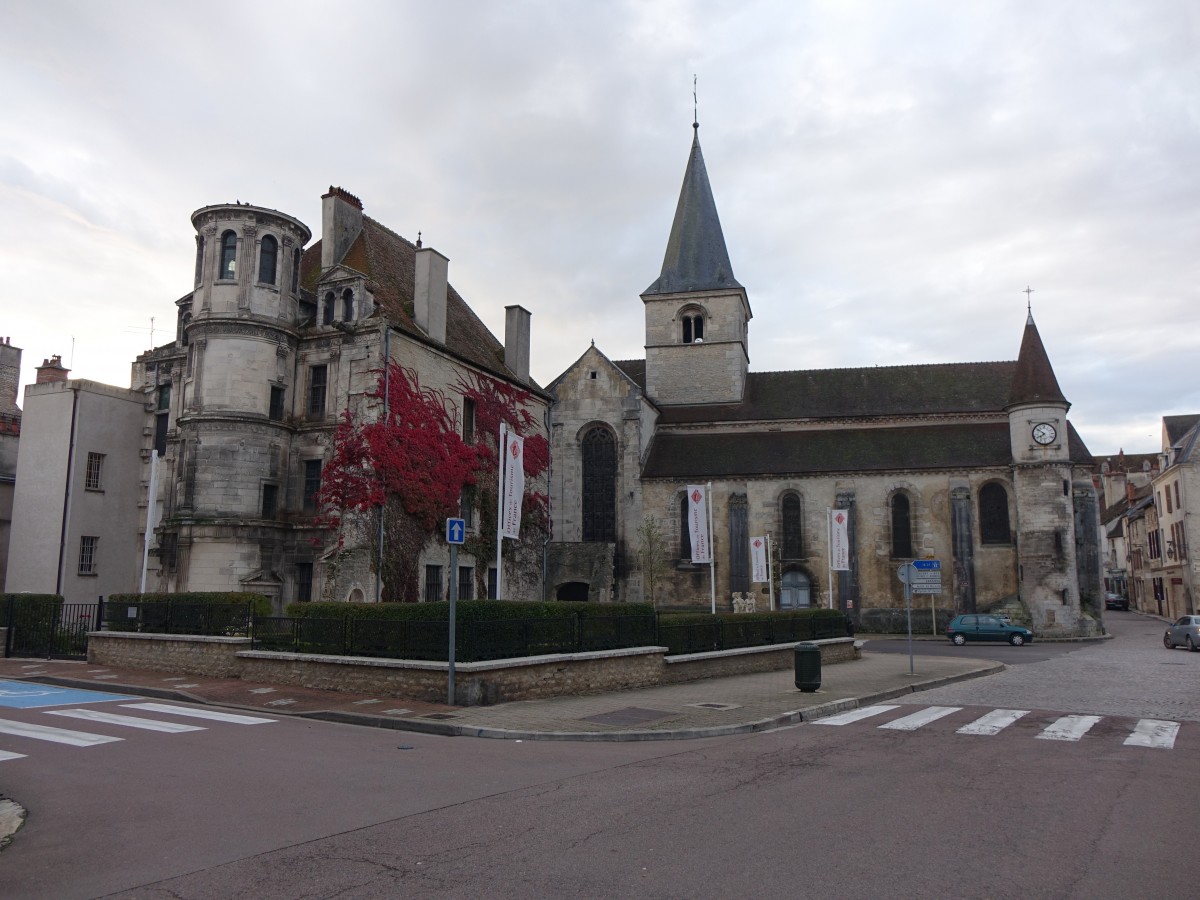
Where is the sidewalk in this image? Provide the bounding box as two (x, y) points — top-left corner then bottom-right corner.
(0, 640), (1002, 742)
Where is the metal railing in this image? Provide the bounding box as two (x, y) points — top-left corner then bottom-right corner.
(101, 602), (253, 637)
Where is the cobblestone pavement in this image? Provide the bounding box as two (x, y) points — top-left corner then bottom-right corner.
(893, 611), (1200, 721)
(0, 647), (1001, 741)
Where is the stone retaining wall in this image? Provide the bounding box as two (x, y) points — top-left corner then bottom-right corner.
(87, 633), (859, 706)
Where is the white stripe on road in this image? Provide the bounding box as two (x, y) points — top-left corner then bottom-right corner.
(957, 709), (1030, 736)
(45, 709), (207, 733)
(814, 705), (900, 726)
(0, 718), (122, 747)
(1037, 715), (1101, 742)
(121, 703), (275, 725)
(0, 750), (28, 762)
(1125, 719), (1180, 749)
(878, 706), (962, 730)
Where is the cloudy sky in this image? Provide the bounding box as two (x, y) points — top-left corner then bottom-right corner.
(3, 0), (1198, 455)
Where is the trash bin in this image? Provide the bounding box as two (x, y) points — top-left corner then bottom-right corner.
(794, 642), (821, 693)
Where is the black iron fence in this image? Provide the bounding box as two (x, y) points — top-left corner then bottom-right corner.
(252, 612), (844, 663)
(3, 597), (97, 660)
(101, 601), (253, 637)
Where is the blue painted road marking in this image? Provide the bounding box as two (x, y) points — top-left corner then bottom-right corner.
(0, 681), (134, 709)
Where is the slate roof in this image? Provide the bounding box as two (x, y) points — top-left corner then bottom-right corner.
(641, 419), (1093, 480)
(300, 215), (542, 392)
(1164, 414), (1200, 446)
(613, 361), (1017, 423)
(1008, 315), (1068, 408)
(643, 126), (742, 296)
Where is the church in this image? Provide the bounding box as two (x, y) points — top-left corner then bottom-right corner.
(546, 122), (1102, 638)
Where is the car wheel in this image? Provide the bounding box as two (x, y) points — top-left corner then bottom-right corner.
(1189, 637), (1198, 653)
(1164, 633), (1174, 649)
(951, 633), (967, 646)
(1009, 633), (1025, 646)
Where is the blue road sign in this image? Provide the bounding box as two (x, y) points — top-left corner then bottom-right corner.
(446, 517), (466, 545)
(912, 559), (941, 570)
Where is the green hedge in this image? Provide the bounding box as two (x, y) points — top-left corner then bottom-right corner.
(285, 599), (655, 623)
(108, 592), (272, 617)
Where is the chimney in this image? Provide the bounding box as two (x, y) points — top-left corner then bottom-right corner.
(320, 186), (363, 270)
(0, 337), (21, 414)
(504, 305), (531, 383)
(36, 354), (69, 385)
(414, 246), (448, 344)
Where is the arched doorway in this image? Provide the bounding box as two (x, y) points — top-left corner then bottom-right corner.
(780, 571), (811, 609)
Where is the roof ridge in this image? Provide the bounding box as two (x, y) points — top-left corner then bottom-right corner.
(751, 360), (1017, 376)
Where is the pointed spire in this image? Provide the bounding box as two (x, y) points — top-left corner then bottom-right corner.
(643, 124), (742, 295)
(1008, 312), (1069, 409)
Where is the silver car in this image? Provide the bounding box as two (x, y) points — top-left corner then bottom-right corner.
(1163, 615), (1200, 651)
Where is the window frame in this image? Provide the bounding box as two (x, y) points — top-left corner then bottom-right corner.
(258, 234), (278, 285)
(78, 535), (99, 575)
(978, 482), (1012, 545)
(302, 459), (322, 514)
(308, 364), (328, 418)
(890, 491), (914, 559)
(218, 230), (238, 280)
(84, 452), (105, 491)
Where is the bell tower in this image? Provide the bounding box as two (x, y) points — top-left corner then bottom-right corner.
(642, 123), (751, 406)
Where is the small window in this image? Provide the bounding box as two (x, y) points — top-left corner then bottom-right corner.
(322, 292), (335, 326)
(462, 397), (476, 443)
(219, 230), (237, 280)
(269, 385), (285, 421)
(308, 365), (327, 418)
(303, 460), (322, 513)
(1166, 488), (1174, 514)
(259, 235), (278, 284)
(342, 288), (354, 322)
(194, 235), (205, 286)
(1175, 481), (1181, 509)
(424, 565), (443, 603)
(295, 562), (313, 602)
(487, 567), (498, 600)
(78, 536), (99, 575)
(891, 493), (913, 558)
(458, 566), (474, 600)
(85, 452), (104, 491)
(261, 484), (278, 519)
(460, 484), (475, 529)
(682, 310), (705, 343)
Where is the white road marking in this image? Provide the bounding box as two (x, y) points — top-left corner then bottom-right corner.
(1125, 719), (1180, 749)
(878, 706), (962, 730)
(1037, 715), (1101, 742)
(0, 750), (28, 762)
(45, 709), (206, 733)
(957, 709), (1030, 735)
(0, 718), (122, 747)
(121, 703), (275, 724)
(814, 705), (901, 726)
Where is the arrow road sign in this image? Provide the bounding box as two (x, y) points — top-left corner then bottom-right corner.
(446, 518), (466, 545)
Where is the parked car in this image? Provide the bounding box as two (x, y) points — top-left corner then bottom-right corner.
(1105, 593), (1129, 611)
(1163, 615), (1200, 651)
(946, 614), (1034, 646)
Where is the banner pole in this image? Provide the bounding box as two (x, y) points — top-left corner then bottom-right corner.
(767, 532), (775, 612)
(495, 422), (505, 600)
(827, 507), (833, 610)
(708, 481), (715, 615)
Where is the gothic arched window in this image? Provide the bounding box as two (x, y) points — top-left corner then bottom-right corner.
(342, 288), (354, 322)
(681, 307), (705, 343)
(891, 492), (914, 558)
(782, 492), (803, 558)
(679, 493), (692, 560)
(979, 482), (1012, 544)
(219, 230), (238, 280)
(729, 493), (749, 592)
(581, 427), (616, 542)
(258, 235), (278, 284)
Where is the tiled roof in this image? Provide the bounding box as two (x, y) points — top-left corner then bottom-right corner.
(1164, 414), (1200, 446)
(1009, 316), (1068, 408)
(613, 362), (1018, 423)
(301, 216), (542, 391)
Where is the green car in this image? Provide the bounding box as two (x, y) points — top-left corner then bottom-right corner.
(946, 614), (1034, 646)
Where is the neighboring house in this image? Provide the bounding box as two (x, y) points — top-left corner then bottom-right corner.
(0, 337), (21, 590)
(1124, 491), (1154, 613)
(1148, 416), (1200, 619)
(546, 122), (1103, 637)
(1094, 451), (1159, 600)
(5, 359), (146, 603)
(131, 189), (547, 611)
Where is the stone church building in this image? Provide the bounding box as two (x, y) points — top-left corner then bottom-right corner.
(547, 124), (1102, 638)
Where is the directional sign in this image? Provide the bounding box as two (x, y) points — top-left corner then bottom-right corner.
(446, 517), (466, 545)
(910, 559), (942, 595)
(912, 559), (941, 570)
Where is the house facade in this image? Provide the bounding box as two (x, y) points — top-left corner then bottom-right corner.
(547, 123), (1103, 637)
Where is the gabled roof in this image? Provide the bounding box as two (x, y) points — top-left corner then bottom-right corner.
(1170, 420), (1200, 465)
(301, 216), (542, 392)
(1008, 314), (1068, 408)
(643, 126), (742, 296)
(614, 361), (1017, 423)
(1164, 414), (1200, 446)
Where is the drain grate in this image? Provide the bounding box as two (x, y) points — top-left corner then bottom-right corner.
(581, 707), (674, 726)
(684, 702), (742, 711)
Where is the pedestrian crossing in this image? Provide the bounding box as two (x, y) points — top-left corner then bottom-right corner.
(813, 704), (1183, 749)
(0, 703), (276, 762)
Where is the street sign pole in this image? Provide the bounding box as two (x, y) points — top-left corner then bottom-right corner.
(448, 544), (457, 706)
(896, 563), (916, 676)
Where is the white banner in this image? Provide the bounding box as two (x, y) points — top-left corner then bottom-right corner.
(687, 484), (711, 563)
(500, 430), (524, 539)
(830, 509), (850, 571)
(750, 536), (768, 583)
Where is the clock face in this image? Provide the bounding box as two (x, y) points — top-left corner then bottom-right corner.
(1032, 422), (1057, 445)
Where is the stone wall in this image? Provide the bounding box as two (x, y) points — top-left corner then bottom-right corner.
(86, 632), (858, 706)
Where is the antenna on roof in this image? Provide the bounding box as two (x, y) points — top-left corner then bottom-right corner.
(416, 231), (422, 249)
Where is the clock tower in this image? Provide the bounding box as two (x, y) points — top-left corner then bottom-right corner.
(1007, 311), (1080, 634)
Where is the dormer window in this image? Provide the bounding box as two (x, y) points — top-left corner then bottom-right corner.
(681, 308), (705, 343)
(219, 230), (237, 280)
(258, 235), (278, 285)
(342, 288), (354, 322)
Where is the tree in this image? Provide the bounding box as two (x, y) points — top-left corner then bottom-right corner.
(635, 516), (671, 608)
(317, 362), (549, 602)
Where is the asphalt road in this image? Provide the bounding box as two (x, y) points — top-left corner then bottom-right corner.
(2, 611), (1195, 899)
